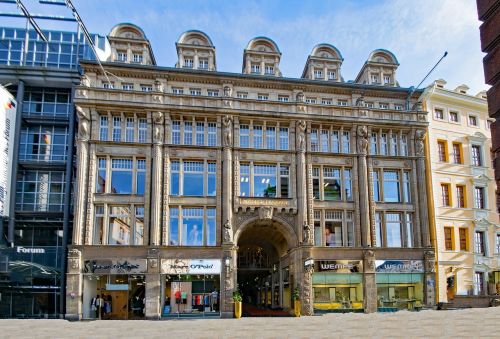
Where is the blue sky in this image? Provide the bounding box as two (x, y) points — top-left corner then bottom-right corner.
(1, 0), (487, 93)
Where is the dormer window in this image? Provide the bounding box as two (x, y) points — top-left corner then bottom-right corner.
(436, 84), (444, 88)
(265, 65), (274, 75)
(199, 59), (208, 70)
(327, 70), (336, 80)
(184, 58), (194, 68)
(207, 89), (219, 97)
(370, 74), (379, 84)
(190, 88), (202, 96)
(132, 53), (143, 63)
(251, 64), (260, 74)
(314, 69), (323, 79)
(257, 93), (269, 101)
(383, 74), (391, 84)
(117, 51), (127, 62)
(460, 90), (466, 94)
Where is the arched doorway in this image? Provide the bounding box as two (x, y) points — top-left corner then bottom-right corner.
(235, 218), (297, 316)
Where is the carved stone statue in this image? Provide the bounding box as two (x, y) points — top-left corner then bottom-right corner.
(223, 86), (232, 97)
(80, 74), (90, 87)
(302, 222), (311, 244)
(259, 206), (273, 220)
(152, 112), (164, 144)
(223, 219), (232, 243)
(415, 129), (426, 156)
(357, 125), (369, 155)
(154, 80), (163, 92)
(364, 249), (376, 271)
(297, 120), (306, 152)
(295, 92), (304, 103)
(356, 96), (365, 107)
(222, 115), (233, 147)
(76, 106), (90, 141)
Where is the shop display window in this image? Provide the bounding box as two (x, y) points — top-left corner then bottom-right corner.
(376, 273), (423, 310)
(312, 273), (363, 311)
(163, 274), (220, 317)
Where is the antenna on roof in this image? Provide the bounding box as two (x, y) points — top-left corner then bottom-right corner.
(415, 51), (448, 90)
(64, 0), (112, 85)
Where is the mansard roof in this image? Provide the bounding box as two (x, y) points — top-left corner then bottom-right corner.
(177, 30), (215, 47)
(367, 49), (399, 65)
(310, 43), (343, 61)
(245, 36), (281, 54)
(109, 23), (147, 40)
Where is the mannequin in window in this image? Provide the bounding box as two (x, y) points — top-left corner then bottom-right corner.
(174, 289), (181, 312)
(211, 289), (218, 312)
(188, 224), (202, 245)
(325, 227), (335, 247)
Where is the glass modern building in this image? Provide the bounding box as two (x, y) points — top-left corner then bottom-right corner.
(0, 26), (105, 318)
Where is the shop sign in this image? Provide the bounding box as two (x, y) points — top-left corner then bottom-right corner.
(83, 259), (147, 274)
(161, 259), (221, 274)
(105, 284), (129, 291)
(375, 260), (424, 273)
(317, 260), (363, 273)
(16, 246), (45, 254)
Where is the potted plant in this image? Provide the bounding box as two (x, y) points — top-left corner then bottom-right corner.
(292, 287), (301, 317)
(233, 288), (243, 319)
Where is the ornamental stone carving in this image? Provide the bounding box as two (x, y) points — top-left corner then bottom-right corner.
(154, 80), (163, 92)
(223, 219), (232, 243)
(152, 112), (164, 144)
(424, 251), (436, 273)
(356, 96), (365, 107)
(222, 115), (233, 147)
(364, 249), (376, 272)
(296, 120), (307, 152)
(76, 106), (90, 141)
(223, 86), (232, 97)
(80, 74), (90, 87)
(302, 265), (314, 316)
(149, 259), (158, 268)
(259, 206), (273, 220)
(415, 129), (427, 156)
(357, 125), (369, 155)
(302, 222), (312, 245)
(295, 92), (305, 103)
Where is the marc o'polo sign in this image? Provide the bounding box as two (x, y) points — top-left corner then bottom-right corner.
(317, 260), (362, 273)
(16, 246), (45, 254)
(161, 259), (221, 274)
(83, 259), (147, 274)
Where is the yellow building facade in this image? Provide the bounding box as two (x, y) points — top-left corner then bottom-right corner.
(422, 79), (500, 302)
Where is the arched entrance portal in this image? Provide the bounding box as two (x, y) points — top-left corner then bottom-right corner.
(235, 218), (297, 316)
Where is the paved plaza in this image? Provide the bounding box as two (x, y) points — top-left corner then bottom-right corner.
(1, 308), (500, 338)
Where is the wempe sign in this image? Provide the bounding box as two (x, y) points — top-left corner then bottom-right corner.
(0, 85), (17, 218)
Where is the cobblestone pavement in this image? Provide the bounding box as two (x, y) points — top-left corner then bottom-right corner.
(1, 308), (500, 338)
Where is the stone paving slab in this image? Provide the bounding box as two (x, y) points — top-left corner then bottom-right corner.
(1, 308), (500, 338)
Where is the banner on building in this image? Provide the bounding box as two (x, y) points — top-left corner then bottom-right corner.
(0, 85), (17, 218)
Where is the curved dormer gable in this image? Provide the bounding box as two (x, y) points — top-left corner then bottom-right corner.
(242, 37), (282, 76)
(108, 23), (155, 65)
(355, 49), (399, 87)
(176, 30), (216, 71)
(301, 43), (344, 81)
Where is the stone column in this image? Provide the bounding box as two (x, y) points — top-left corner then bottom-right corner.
(222, 115), (234, 244)
(145, 248), (160, 319)
(72, 107), (90, 245)
(357, 125), (371, 247)
(150, 112), (164, 246)
(296, 120), (311, 245)
(221, 245), (238, 318)
(415, 129), (431, 247)
(363, 249), (377, 313)
(65, 248), (82, 320)
(300, 246), (314, 316)
(424, 250), (436, 307)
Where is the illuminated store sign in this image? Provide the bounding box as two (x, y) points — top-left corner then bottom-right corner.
(83, 259), (147, 274)
(375, 260), (424, 273)
(317, 260), (363, 272)
(161, 259), (221, 274)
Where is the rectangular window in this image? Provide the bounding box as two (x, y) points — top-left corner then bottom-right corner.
(406, 214), (413, 248)
(240, 164), (250, 197)
(314, 210), (321, 247)
(184, 121), (193, 145)
(207, 89), (219, 97)
(325, 211), (343, 247)
(170, 160), (217, 197)
(452, 143), (462, 164)
(342, 131), (350, 154)
(496, 233), (500, 254)
(337, 99), (347, 106)
(133, 53), (143, 63)
(312, 167), (320, 200)
(239, 163), (289, 198)
(184, 58), (194, 68)
(310, 129), (319, 152)
(323, 167), (342, 201)
(459, 228), (468, 251)
(136, 159), (146, 195)
(441, 184), (451, 206)
(379, 103), (389, 109)
(471, 145), (482, 166)
(400, 134), (408, 156)
(138, 118), (147, 142)
(171, 121), (181, 144)
(468, 115), (478, 126)
(383, 171), (400, 202)
(372, 171), (380, 201)
(15, 170), (65, 212)
(99, 116), (109, 141)
(321, 129), (329, 152)
(196, 122), (205, 146)
(278, 95), (289, 102)
(141, 84), (153, 92)
(390, 133), (398, 156)
(437, 141), (447, 162)
(135, 206), (145, 245)
(474, 187), (485, 209)
(93, 205), (105, 245)
(475, 231), (485, 255)
(257, 93), (269, 101)
(198, 59), (208, 69)
(189, 88), (202, 96)
(321, 99), (332, 105)
(331, 130), (339, 153)
(314, 69), (323, 79)
(108, 206), (132, 245)
(383, 74), (391, 84)
(444, 227), (454, 251)
(306, 97), (317, 104)
(375, 212), (382, 247)
(117, 51), (127, 62)
(125, 117), (134, 142)
(380, 133), (388, 155)
(327, 70), (336, 80)
(371, 74), (379, 84)
(394, 104), (403, 111)
(450, 111), (459, 122)
(386, 213), (402, 247)
(170, 161), (180, 196)
(183, 161), (205, 196)
(111, 159), (133, 194)
(169, 207), (216, 246)
(254, 164), (277, 197)
(474, 272), (484, 295)
(122, 83), (134, 91)
(169, 207), (179, 245)
(435, 109), (444, 119)
(237, 92), (248, 99)
(265, 65), (274, 75)
(208, 122), (217, 146)
(370, 133), (378, 155)
(403, 171), (411, 203)
(456, 185), (466, 208)
(253, 125), (263, 149)
(19, 125), (69, 162)
(172, 87), (184, 95)
(240, 124), (250, 148)
(112, 116), (121, 142)
(251, 64), (260, 74)
(96, 158), (106, 193)
(266, 126), (276, 150)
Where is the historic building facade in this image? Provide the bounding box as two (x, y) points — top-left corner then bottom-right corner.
(65, 23), (435, 320)
(421, 80), (499, 302)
